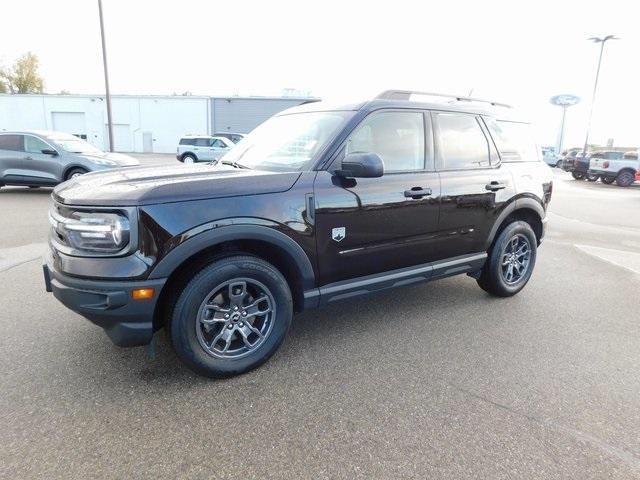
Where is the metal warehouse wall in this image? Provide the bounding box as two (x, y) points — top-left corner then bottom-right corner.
(0, 94), (317, 153)
(211, 97), (312, 134)
(0, 94), (210, 154)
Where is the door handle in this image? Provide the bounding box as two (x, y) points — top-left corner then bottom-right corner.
(485, 181), (507, 191)
(404, 187), (432, 198)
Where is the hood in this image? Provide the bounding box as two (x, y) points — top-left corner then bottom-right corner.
(53, 164), (302, 206)
(80, 151), (140, 166)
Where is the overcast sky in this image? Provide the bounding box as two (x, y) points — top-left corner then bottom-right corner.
(2, 0), (638, 148)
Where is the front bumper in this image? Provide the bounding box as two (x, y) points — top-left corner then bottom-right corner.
(43, 252), (166, 347)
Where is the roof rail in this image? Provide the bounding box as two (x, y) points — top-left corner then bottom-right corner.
(376, 90), (512, 109)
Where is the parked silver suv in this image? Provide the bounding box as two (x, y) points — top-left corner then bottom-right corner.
(176, 135), (234, 163)
(588, 150), (639, 186)
(0, 130), (139, 188)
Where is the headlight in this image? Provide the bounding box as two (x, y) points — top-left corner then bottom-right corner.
(90, 158), (117, 166)
(50, 209), (130, 254)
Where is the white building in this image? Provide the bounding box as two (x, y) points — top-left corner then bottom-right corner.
(0, 93), (315, 153)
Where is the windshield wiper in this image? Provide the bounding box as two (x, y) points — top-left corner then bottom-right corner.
(220, 159), (251, 169)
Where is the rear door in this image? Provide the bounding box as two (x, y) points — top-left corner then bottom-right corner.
(193, 137), (211, 161)
(433, 112), (514, 260)
(0, 134), (59, 185)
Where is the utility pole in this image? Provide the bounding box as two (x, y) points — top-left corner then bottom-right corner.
(98, 0), (114, 152)
(582, 35), (618, 156)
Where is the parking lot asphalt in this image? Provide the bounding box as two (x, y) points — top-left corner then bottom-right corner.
(1, 159), (640, 479)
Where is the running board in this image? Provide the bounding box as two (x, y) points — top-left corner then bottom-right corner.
(311, 252), (487, 307)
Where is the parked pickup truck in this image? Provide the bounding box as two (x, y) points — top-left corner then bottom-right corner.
(589, 150), (639, 187)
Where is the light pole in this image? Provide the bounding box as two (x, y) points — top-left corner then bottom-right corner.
(98, 0), (114, 152)
(582, 35), (618, 156)
(550, 95), (580, 154)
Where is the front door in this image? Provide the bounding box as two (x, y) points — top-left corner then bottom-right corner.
(432, 112), (514, 259)
(313, 110), (441, 286)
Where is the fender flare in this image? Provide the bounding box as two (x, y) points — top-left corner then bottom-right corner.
(483, 196), (545, 250)
(147, 223), (316, 291)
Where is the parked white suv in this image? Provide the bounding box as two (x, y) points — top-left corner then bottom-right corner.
(176, 135), (234, 163)
(588, 150), (639, 187)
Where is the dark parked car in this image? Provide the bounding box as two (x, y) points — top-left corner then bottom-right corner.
(0, 130), (139, 188)
(44, 90), (553, 378)
(213, 132), (245, 144)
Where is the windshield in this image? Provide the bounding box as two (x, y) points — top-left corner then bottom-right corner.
(52, 137), (103, 154)
(220, 111), (352, 171)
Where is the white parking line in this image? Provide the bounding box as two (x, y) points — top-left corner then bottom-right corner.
(575, 244), (640, 277)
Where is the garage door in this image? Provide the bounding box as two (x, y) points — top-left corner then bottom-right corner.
(51, 112), (87, 138)
(104, 124), (132, 152)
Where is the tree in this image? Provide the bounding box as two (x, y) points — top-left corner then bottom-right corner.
(0, 52), (44, 94)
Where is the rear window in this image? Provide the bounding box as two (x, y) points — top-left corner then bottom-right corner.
(0, 134), (24, 152)
(487, 120), (540, 162)
(623, 151), (638, 160)
(179, 138), (195, 145)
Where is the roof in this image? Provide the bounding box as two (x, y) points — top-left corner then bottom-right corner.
(0, 129), (77, 138)
(277, 90), (526, 122)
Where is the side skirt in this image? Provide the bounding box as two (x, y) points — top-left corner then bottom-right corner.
(304, 252), (487, 308)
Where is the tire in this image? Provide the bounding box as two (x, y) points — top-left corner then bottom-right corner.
(182, 154), (196, 164)
(586, 173), (599, 182)
(477, 221), (537, 297)
(601, 176), (616, 185)
(169, 255), (293, 378)
(616, 170), (635, 187)
(65, 168), (87, 181)
(571, 171), (585, 180)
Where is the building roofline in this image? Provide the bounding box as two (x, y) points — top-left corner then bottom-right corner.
(0, 93), (318, 101)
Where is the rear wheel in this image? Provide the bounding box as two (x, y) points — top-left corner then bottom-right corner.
(477, 221), (537, 297)
(182, 154), (196, 164)
(601, 176), (616, 185)
(65, 168), (88, 181)
(169, 255), (293, 378)
(616, 170), (635, 187)
(572, 171), (585, 180)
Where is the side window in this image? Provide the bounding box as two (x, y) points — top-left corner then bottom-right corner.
(486, 119), (540, 163)
(345, 111), (426, 172)
(195, 138), (211, 147)
(435, 113), (491, 169)
(0, 134), (25, 152)
(24, 135), (51, 154)
(179, 138), (193, 145)
(212, 139), (226, 148)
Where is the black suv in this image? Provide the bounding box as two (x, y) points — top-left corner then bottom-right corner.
(43, 90), (553, 378)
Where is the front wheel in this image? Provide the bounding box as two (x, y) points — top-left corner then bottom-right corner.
(616, 170), (635, 187)
(572, 171), (585, 180)
(169, 256), (293, 378)
(477, 221), (537, 297)
(586, 173), (599, 182)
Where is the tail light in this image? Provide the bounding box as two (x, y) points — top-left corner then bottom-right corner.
(603, 161), (609, 168)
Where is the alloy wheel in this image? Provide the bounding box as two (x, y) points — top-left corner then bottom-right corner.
(500, 234), (532, 285)
(196, 278), (275, 359)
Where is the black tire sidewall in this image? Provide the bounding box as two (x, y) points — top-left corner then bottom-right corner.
(170, 256), (292, 378)
(484, 221), (537, 297)
(601, 176), (615, 185)
(616, 171), (634, 187)
(65, 168), (87, 181)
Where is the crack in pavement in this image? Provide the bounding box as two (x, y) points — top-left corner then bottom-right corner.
(451, 384), (640, 472)
(0, 243), (47, 273)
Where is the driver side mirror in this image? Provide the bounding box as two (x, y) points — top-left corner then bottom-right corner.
(41, 149), (58, 156)
(335, 152), (384, 178)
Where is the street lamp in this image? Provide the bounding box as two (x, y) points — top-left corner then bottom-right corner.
(98, 0), (114, 152)
(582, 35), (618, 156)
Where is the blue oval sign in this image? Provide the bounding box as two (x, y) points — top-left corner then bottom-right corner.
(550, 94), (580, 107)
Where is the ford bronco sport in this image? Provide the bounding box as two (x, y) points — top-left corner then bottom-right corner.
(43, 90), (553, 378)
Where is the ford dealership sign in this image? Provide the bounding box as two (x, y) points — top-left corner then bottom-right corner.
(550, 94), (581, 107)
